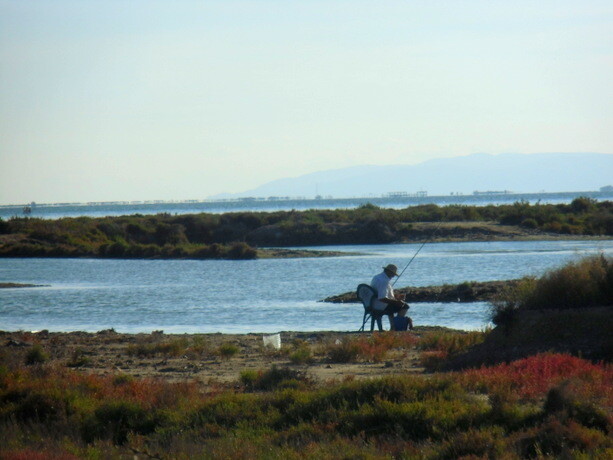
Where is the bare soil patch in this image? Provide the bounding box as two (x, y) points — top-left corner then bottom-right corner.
(0, 329), (450, 388)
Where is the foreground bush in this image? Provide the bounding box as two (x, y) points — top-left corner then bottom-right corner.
(456, 353), (613, 401)
(492, 255), (613, 325)
(1, 351), (610, 459)
(417, 329), (488, 371)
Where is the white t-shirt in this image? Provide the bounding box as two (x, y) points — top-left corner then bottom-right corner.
(370, 271), (394, 311)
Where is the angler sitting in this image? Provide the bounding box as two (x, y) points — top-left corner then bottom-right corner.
(370, 264), (413, 331)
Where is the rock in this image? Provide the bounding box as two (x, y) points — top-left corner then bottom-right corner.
(6, 339), (30, 347)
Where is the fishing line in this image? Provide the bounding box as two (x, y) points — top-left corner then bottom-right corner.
(392, 219), (444, 286)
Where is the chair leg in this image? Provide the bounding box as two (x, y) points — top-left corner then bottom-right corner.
(376, 316), (383, 331)
(359, 312), (369, 332)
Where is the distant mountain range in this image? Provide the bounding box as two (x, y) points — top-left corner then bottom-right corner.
(214, 153), (613, 198)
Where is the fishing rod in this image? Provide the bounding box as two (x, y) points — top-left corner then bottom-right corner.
(392, 219), (444, 286)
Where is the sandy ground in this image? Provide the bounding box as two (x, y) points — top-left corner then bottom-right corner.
(0, 328), (446, 388)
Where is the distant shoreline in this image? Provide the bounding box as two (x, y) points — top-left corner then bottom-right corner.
(0, 233), (610, 262)
(0, 282), (47, 289)
(2, 201), (611, 260)
(2, 189), (612, 211)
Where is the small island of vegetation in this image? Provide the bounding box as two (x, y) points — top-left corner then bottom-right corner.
(0, 197), (611, 260)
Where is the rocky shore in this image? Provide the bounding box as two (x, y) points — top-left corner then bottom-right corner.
(323, 279), (521, 303)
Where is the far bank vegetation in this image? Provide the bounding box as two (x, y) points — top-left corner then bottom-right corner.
(0, 198), (611, 259)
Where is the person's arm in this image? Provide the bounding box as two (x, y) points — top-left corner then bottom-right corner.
(378, 281), (405, 307)
(379, 297), (406, 307)
(373, 276), (408, 309)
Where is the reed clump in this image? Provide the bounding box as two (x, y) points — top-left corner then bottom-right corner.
(492, 255), (613, 326)
(24, 344), (49, 365)
(217, 343), (240, 359)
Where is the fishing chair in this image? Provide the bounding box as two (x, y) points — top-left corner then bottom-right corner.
(356, 284), (385, 332)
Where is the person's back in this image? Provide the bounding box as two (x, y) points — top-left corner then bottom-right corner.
(370, 270), (393, 312)
(370, 264), (412, 330)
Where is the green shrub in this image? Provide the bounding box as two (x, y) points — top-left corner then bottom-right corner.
(241, 366), (311, 391)
(186, 336), (209, 358)
(112, 374), (135, 386)
(493, 255), (613, 316)
(490, 277), (537, 326)
(188, 393), (269, 430)
(570, 196), (597, 213)
(322, 333), (418, 364)
(227, 242), (257, 259)
(0, 218), (9, 234)
(239, 370), (260, 387)
(101, 241), (128, 257)
(521, 217), (538, 229)
(418, 330), (487, 355)
(67, 348), (92, 368)
(337, 396), (486, 441)
(436, 427), (505, 460)
(419, 350), (448, 372)
(289, 347), (313, 365)
(97, 221), (125, 239)
(417, 330), (488, 370)
(544, 381), (612, 433)
(272, 422), (332, 448)
(217, 343), (239, 359)
(9, 392), (66, 422)
(325, 340), (361, 363)
(154, 223), (187, 246)
(82, 401), (162, 444)
(25, 345), (49, 365)
(127, 339), (189, 357)
(513, 417), (609, 459)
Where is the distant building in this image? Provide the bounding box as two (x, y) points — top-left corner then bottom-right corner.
(473, 190), (512, 196)
(385, 191), (428, 198)
(387, 192), (408, 198)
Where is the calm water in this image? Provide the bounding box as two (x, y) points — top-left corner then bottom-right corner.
(1, 240), (612, 334)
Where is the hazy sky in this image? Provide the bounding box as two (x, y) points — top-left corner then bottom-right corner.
(1, 1), (611, 204)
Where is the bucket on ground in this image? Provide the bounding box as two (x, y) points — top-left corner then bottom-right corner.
(263, 333), (281, 349)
